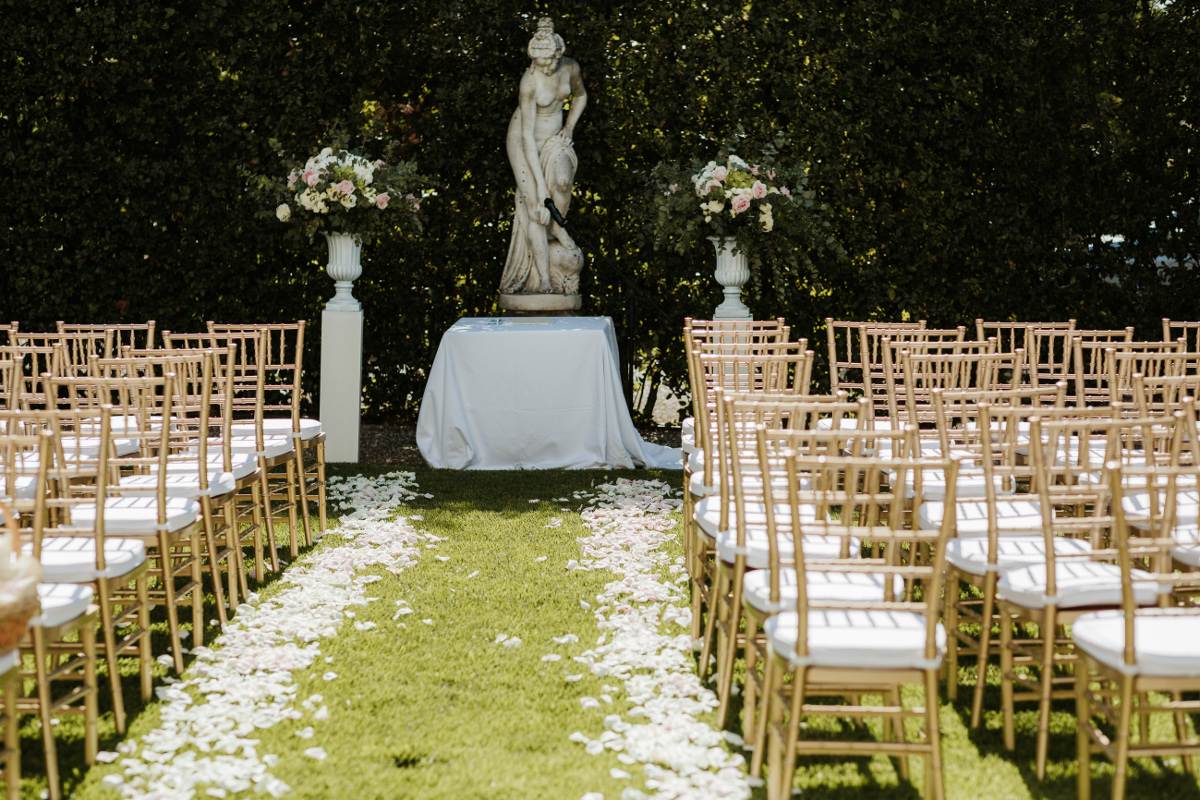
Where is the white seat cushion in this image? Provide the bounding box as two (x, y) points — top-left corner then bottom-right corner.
(29, 583), (94, 628)
(117, 470), (237, 499)
(1123, 489), (1199, 524)
(170, 451), (257, 481)
(681, 433), (696, 456)
(816, 416), (893, 431)
(918, 498), (1043, 537)
(997, 561), (1169, 609)
(697, 495), (820, 539)
(892, 466), (1013, 501)
(1074, 608), (1200, 677)
(59, 435), (141, 458)
(25, 537), (147, 582)
(0, 650), (18, 675)
(688, 470), (718, 500)
(765, 609), (945, 670)
(216, 435), (294, 459)
(231, 417), (322, 441)
(0, 474), (37, 500)
(70, 496), (201, 535)
(744, 568), (905, 614)
(946, 536), (1093, 577)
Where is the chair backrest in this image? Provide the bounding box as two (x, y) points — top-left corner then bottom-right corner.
(0, 344), (62, 410)
(1132, 373), (1200, 418)
(57, 321), (157, 351)
(1027, 327), (1135, 392)
(0, 323), (18, 346)
(1162, 319), (1200, 352)
(824, 319), (926, 395)
(760, 445), (961, 664)
(893, 346), (1020, 428)
(207, 322), (306, 427)
(975, 320), (1076, 353)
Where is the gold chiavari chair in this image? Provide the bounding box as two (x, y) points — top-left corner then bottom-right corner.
(975, 319), (1076, 353)
(0, 344), (62, 410)
(1075, 462), (1200, 799)
(0, 644), (17, 800)
(2, 411), (154, 735)
(1132, 373), (1200, 420)
(706, 393), (866, 728)
(0, 324), (17, 346)
(93, 348), (245, 621)
(824, 318), (926, 396)
(886, 342), (1013, 431)
(1026, 327), (1135, 396)
(928, 386), (1072, 725)
(46, 375), (207, 673)
(760, 452), (963, 800)
(208, 321), (325, 543)
(1162, 318), (1200, 351)
(994, 409), (1182, 779)
(688, 348), (815, 670)
(3, 480), (100, 800)
(1068, 338), (1185, 407)
(1107, 344), (1195, 405)
(57, 321), (157, 353)
(742, 420), (921, 774)
(860, 328), (968, 425)
(189, 329), (303, 563)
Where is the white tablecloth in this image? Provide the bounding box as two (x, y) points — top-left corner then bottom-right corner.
(416, 317), (682, 470)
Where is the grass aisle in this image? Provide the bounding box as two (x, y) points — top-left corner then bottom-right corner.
(68, 466), (685, 800)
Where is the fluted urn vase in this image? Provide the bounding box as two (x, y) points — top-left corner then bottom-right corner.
(323, 232), (363, 312)
(708, 236), (751, 320)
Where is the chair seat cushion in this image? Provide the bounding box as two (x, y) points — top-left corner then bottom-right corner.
(24, 537), (147, 582)
(892, 466), (1013, 501)
(744, 568), (904, 614)
(117, 470), (237, 499)
(168, 452), (258, 481)
(0, 474), (37, 500)
(60, 435), (141, 458)
(215, 435), (294, 459)
(946, 536), (1093, 577)
(1074, 608), (1200, 677)
(0, 650), (17, 675)
(681, 432), (696, 456)
(1123, 489), (1199, 524)
(231, 417), (322, 441)
(70, 496), (201, 535)
(697, 495), (822, 540)
(30, 583), (94, 628)
(997, 561), (1169, 609)
(918, 499), (1043, 537)
(765, 609), (945, 670)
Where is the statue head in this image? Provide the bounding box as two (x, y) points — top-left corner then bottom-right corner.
(527, 17), (565, 74)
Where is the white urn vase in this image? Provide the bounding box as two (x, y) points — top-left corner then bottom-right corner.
(323, 232), (363, 312)
(708, 236), (751, 320)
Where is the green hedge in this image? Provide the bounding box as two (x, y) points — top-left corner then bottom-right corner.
(3, 1), (1197, 421)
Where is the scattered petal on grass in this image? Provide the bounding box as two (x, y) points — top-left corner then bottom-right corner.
(395, 607), (414, 616)
(422, 618), (433, 625)
(467, 570), (480, 578)
(610, 768), (631, 780)
(502, 637), (522, 648)
(584, 741), (604, 756)
(534, 556), (547, 562)
(545, 518), (563, 529)
(528, 499), (540, 503)
(436, 555), (450, 561)
(295, 727), (314, 739)
(353, 621), (377, 631)
(323, 672), (338, 681)
(564, 674), (583, 682)
(101, 774), (124, 788)
(542, 654), (562, 662)
(95, 751), (120, 763)
(314, 705), (329, 721)
(580, 600), (591, 609)
(155, 654), (174, 668)
(580, 697), (600, 710)
(552, 633), (579, 644)
(304, 747), (327, 761)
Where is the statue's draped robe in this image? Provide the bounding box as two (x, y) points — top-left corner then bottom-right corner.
(500, 131), (578, 293)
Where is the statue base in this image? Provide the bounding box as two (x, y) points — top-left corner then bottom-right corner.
(498, 292), (582, 312)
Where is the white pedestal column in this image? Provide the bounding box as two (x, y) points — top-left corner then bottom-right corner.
(319, 309), (363, 462)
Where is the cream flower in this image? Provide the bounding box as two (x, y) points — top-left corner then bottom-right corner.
(276, 203), (291, 222)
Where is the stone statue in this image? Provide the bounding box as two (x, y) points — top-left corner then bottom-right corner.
(498, 18), (588, 311)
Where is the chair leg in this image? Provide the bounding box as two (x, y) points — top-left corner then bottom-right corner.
(137, 574), (152, 701)
(95, 580), (127, 734)
(284, 459), (300, 558)
(743, 616), (759, 747)
(1035, 608), (1057, 781)
(776, 667), (804, 800)
(1111, 675), (1135, 799)
(924, 669), (945, 800)
(32, 628), (60, 800)
(159, 532), (185, 673)
(200, 496), (228, 627)
(716, 561), (744, 728)
(259, 465), (281, 573)
(250, 480), (265, 582)
(750, 654), (774, 778)
(82, 618), (99, 763)
(1075, 664), (1092, 800)
(891, 685), (910, 781)
(698, 568), (724, 681)
(971, 572), (998, 728)
(315, 440), (328, 535)
(1000, 605), (1016, 752)
(190, 528), (205, 646)
(4, 678), (19, 800)
(945, 572), (960, 702)
(296, 443), (313, 547)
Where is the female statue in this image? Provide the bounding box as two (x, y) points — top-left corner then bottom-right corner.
(499, 18), (588, 296)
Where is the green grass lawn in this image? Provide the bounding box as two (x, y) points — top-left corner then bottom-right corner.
(18, 465), (1200, 799)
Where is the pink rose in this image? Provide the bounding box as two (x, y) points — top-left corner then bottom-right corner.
(374, 193), (389, 209)
(751, 180), (767, 199)
(303, 170), (319, 187)
(668, 183), (678, 194)
(705, 179), (722, 194)
(750, 166), (760, 176)
(336, 180), (354, 195)
(712, 166), (728, 181)
(374, 159), (386, 168)
(780, 186), (791, 197)
(287, 171), (298, 188)
(730, 195), (752, 215)
(767, 170), (776, 181)
(405, 193), (420, 211)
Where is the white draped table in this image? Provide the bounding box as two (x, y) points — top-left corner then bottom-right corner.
(416, 317), (682, 470)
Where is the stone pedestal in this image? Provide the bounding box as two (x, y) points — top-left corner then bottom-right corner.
(498, 292), (582, 312)
(319, 309), (363, 462)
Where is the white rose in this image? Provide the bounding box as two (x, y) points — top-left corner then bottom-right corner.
(341, 194), (357, 209)
(276, 203), (291, 222)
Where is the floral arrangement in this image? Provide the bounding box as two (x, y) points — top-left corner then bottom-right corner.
(250, 138), (425, 243)
(647, 135), (841, 296)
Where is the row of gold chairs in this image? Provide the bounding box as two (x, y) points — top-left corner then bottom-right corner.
(684, 317), (1200, 800)
(0, 320), (326, 800)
